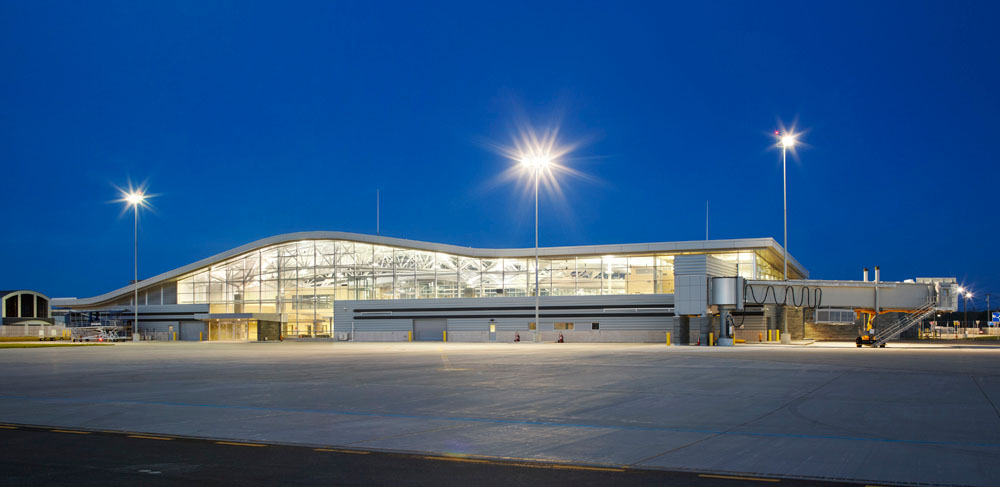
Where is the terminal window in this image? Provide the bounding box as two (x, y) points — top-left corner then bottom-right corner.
(592, 322), (599, 330)
(554, 323), (574, 330)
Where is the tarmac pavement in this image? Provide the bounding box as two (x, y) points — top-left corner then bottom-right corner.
(0, 341), (998, 486)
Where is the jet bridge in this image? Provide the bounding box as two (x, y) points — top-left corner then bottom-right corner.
(707, 272), (958, 347)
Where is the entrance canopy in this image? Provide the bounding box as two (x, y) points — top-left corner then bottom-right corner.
(194, 313), (284, 322)
(194, 313), (284, 341)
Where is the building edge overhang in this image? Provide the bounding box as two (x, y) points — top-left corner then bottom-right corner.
(1, 290), (51, 300)
(53, 231), (808, 307)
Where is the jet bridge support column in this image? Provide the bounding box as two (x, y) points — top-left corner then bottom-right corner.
(718, 307), (735, 346)
(710, 277), (743, 347)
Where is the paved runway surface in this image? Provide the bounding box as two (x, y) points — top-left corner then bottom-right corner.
(1, 341), (998, 486)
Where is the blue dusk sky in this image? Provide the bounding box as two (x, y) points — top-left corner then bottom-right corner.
(1, 1), (997, 306)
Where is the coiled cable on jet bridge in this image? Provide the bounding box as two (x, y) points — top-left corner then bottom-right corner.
(743, 282), (823, 308)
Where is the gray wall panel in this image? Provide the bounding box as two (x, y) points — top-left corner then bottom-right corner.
(334, 295), (677, 340)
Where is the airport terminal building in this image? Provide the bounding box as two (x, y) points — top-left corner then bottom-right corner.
(54, 232), (809, 343)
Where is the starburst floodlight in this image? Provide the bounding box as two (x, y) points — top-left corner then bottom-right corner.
(125, 191), (145, 206)
(521, 154), (551, 170)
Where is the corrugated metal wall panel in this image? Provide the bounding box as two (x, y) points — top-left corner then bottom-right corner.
(675, 254), (737, 278)
(447, 319), (487, 331)
(674, 255), (708, 275)
(137, 321), (177, 333)
(335, 295), (678, 335)
(705, 256), (737, 278)
(336, 319), (411, 332)
(342, 294), (674, 310)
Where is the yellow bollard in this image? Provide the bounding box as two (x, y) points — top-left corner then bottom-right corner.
(199, 332), (203, 341)
(173, 332), (177, 341)
(408, 331), (413, 342)
(776, 329), (780, 342)
(666, 332), (671, 346)
(443, 330), (447, 342)
(767, 330), (772, 342)
(709, 332), (714, 346)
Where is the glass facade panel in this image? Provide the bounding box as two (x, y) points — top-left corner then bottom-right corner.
(576, 257), (602, 295)
(756, 251), (782, 280)
(655, 255), (675, 293)
(482, 272), (504, 297)
(529, 259), (552, 296)
(604, 256), (628, 295)
(550, 258), (576, 296)
(171, 238), (788, 337)
(627, 256), (655, 294)
(459, 257), (481, 297)
(373, 267), (393, 299)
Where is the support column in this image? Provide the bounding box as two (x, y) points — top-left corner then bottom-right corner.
(718, 308), (734, 346)
(675, 316), (691, 345)
(784, 306), (806, 340)
(780, 305), (791, 343)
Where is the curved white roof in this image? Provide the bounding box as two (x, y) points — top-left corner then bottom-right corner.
(54, 231), (807, 307)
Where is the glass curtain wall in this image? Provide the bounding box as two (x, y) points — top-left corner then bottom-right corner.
(176, 240), (781, 337)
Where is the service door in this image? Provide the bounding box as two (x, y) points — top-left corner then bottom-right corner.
(489, 323), (496, 341)
(180, 322), (203, 341)
(413, 319), (447, 341)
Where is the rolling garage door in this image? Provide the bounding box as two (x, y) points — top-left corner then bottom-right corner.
(180, 322), (205, 341)
(413, 319), (447, 341)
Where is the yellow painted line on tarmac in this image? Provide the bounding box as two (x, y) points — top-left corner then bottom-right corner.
(315, 448), (370, 455)
(699, 473), (780, 482)
(428, 454), (624, 472)
(418, 451), (625, 472)
(0, 425), (18, 429)
(51, 429), (91, 435)
(424, 456), (490, 464)
(128, 434), (174, 441)
(550, 464), (625, 472)
(436, 348), (470, 371)
(215, 441), (267, 447)
(439, 347), (452, 368)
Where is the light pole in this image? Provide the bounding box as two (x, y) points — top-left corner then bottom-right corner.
(779, 134), (796, 281)
(956, 286), (965, 338)
(125, 190), (146, 341)
(522, 156), (550, 342)
(964, 291), (973, 336)
(776, 133), (796, 344)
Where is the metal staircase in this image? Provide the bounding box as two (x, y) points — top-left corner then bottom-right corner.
(872, 299), (937, 347)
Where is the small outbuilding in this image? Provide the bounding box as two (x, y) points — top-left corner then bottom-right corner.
(1, 290), (62, 339)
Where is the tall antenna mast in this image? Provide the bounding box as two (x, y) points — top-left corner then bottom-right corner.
(376, 189), (380, 236)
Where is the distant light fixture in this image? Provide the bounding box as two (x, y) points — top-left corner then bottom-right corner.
(124, 191), (145, 206)
(119, 184), (150, 343)
(781, 135), (796, 148)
